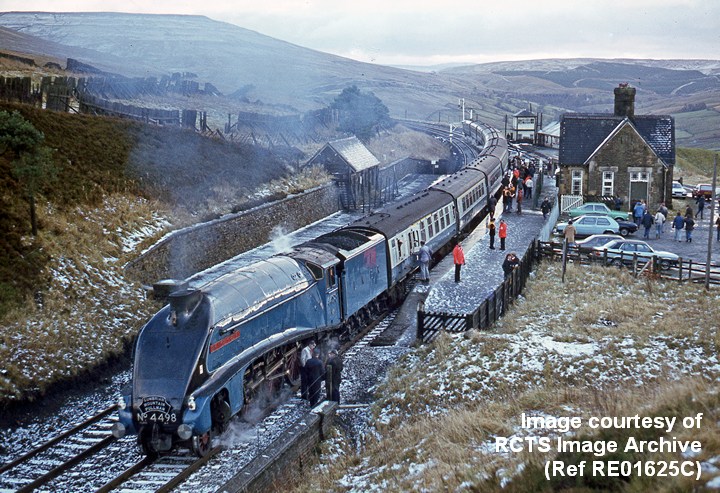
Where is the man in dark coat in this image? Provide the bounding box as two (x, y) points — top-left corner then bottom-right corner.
(325, 349), (343, 403)
(502, 253), (519, 278)
(641, 210), (654, 239)
(305, 349), (324, 406)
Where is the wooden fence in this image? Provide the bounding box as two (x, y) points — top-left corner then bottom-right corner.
(537, 240), (720, 285)
(416, 237), (719, 343)
(416, 241), (536, 343)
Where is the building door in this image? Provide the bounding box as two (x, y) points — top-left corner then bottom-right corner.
(629, 171), (649, 205)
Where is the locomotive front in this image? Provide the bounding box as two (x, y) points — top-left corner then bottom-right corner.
(113, 288), (214, 455)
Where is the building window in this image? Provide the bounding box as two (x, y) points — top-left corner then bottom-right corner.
(571, 170), (583, 195)
(602, 171), (614, 196)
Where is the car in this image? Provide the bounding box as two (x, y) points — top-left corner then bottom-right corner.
(556, 215), (638, 238)
(574, 234), (624, 255)
(555, 215), (621, 237)
(568, 202), (630, 221)
(692, 184), (715, 200)
(590, 239), (679, 270)
(614, 218), (639, 236)
(672, 181), (689, 199)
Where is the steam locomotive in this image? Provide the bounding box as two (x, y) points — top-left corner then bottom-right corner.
(112, 121), (507, 456)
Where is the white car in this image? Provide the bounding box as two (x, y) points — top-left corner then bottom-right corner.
(671, 181), (688, 199)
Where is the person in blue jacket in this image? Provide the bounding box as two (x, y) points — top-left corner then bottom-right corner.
(672, 212), (685, 242)
(633, 200), (646, 226)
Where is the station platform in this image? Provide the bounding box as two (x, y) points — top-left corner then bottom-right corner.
(420, 174), (557, 316)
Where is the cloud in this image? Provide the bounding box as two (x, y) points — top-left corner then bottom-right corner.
(4, 0), (719, 65)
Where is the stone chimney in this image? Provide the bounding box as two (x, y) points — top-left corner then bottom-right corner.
(614, 83), (636, 118)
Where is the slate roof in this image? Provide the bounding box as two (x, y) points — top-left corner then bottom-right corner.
(559, 114), (675, 166)
(325, 136), (380, 172)
(538, 120), (561, 137)
(514, 109), (535, 118)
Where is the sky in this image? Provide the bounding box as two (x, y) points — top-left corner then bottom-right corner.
(1, 0), (718, 66)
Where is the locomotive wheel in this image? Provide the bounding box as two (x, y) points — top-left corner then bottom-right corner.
(211, 395), (232, 435)
(192, 431), (212, 457)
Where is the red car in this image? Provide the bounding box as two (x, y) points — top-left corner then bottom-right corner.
(693, 184), (713, 199)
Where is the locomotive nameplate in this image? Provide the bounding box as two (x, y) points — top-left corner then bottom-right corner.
(137, 396), (177, 424)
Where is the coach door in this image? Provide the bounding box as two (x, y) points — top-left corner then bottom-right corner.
(324, 265), (341, 326)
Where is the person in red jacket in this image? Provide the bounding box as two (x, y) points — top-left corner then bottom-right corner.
(452, 241), (465, 283)
(498, 219), (508, 251)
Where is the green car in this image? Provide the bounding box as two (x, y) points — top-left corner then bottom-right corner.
(568, 202), (630, 221)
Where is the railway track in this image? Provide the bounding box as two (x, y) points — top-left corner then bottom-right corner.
(0, 406), (118, 492)
(400, 120), (478, 167)
(0, 308), (400, 493)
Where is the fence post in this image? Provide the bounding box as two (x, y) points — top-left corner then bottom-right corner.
(416, 301), (425, 343)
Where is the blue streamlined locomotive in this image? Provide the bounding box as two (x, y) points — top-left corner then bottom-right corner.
(113, 121), (507, 456)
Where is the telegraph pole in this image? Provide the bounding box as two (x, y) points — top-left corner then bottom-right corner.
(705, 155), (718, 289)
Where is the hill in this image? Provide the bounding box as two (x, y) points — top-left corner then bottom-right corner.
(1, 12), (719, 148)
(0, 102), (294, 318)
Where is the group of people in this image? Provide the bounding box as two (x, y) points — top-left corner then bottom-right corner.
(300, 341), (343, 407)
(486, 215), (508, 251)
(501, 161), (537, 215)
(671, 208), (697, 243)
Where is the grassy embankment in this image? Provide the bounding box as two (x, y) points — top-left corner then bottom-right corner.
(675, 147), (720, 186)
(0, 102), (307, 407)
(295, 263), (720, 492)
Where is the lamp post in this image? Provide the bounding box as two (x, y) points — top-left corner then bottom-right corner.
(705, 155), (718, 289)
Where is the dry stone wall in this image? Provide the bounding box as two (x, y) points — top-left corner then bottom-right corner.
(125, 184), (340, 285)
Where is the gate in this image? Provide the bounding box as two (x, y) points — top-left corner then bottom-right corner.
(561, 195), (583, 213)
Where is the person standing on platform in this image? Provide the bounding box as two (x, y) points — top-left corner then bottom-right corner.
(716, 216), (720, 242)
(541, 198), (551, 220)
(502, 252), (519, 278)
(306, 349), (324, 407)
(525, 175), (533, 200)
(498, 219), (508, 251)
(325, 349), (343, 403)
(452, 241), (465, 283)
(515, 186), (523, 214)
(417, 241), (432, 283)
(488, 216), (496, 250)
(300, 340), (316, 400)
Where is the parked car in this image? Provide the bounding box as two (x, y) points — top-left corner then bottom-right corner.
(568, 202), (630, 221)
(590, 239), (679, 270)
(556, 215), (620, 237)
(693, 184), (714, 199)
(574, 234), (624, 255)
(556, 215), (638, 237)
(672, 181), (689, 199)
(614, 218), (639, 236)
